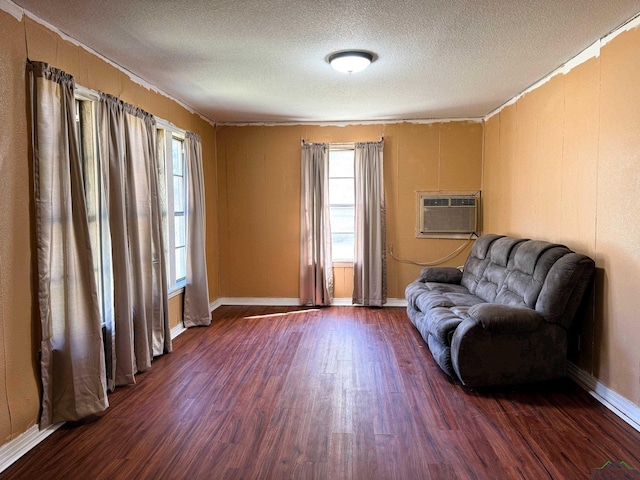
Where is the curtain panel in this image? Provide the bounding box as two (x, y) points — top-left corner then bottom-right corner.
(300, 143), (333, 306)
(183, 132), (211, 327)
(353, 141), (386, 306)
(98, 94), (171, 389)
(29, 61), (109, 427)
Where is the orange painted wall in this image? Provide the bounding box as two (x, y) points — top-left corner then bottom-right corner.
(216, 121), (483, 300)
(483, 26), (640, 408)
(0, 9), (218, 445)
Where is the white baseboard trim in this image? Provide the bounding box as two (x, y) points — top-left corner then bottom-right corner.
(0, 423), (62, 473)
(170, 323), (187, 339)
(332, 298), (408, 307)
(568, 362), (640, 433)
(209, 298), (223, 312)
(216, 297), (302, 307)
(385, 298), (408, 307)
(209, 297), (408, 308)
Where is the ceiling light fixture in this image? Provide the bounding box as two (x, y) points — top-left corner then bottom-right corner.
(328, 51), (374, 74)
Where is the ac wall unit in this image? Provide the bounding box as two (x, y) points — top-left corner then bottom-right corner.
(417, 192), (480, 238)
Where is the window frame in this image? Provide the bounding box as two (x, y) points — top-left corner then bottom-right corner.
(328, 145), (356, 264)
(171, 134), (187, 285)
(157, 120), (188, 295)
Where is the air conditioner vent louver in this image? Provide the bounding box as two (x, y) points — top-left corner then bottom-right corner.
(450, 198), (475, 207)
(423, 198), (449, 207)
(417, 193), (480, 237)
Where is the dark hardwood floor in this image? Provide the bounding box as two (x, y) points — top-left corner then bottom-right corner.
(3, 306), (640, 479)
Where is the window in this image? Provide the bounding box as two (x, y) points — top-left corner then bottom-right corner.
(72, 90), (190, 323)
(75, 97), (188, 297)
(75, 94), (113, 324)
(328, 147), (355, 262)
(171, 136), (187, 283)
(158, 125), (188, 292)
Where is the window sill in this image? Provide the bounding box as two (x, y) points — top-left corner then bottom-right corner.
(168, 281), (186, 299)
(332, 261), (354, 268)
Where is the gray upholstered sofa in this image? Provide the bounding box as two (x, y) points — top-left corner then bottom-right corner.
(405, 234), (595, 387)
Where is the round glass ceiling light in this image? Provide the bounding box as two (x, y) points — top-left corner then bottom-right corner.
(328, 51), (373, 74)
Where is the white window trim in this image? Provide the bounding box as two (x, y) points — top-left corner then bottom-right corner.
(75, 84), (100, 102)
(168, 286), (184, 299)
(332, 261), (353, 268)
(329, 144), (356, 264)
(157, 118), (188, 294)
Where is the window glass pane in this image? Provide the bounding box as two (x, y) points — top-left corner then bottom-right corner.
(75, 99), (81, 140)
(329, 150), (354, 177)
(173, 176), (184, 212)
(174, 214), (186, 248)
(329, 148), (355, 262)
(172, 138), (183, 175)
(330, 206), (354, 233)
(329, 178), (354, 205)
(175, 246), (186, 281)
(163, 130), (188, 290)
(332, 233), (354, 261)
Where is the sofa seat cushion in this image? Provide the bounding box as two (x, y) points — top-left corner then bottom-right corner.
(424, 282), (469, 294)
(405, 280), (469, 307)
(423, 301), (482, 346)
(416, 290), (480, 312)
(405, 281), (430, 306)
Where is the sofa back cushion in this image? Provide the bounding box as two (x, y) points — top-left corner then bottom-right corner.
(535, 252), (595, 328)
(495, 241), (572, 311)
(461, 234), (503, 295)
(456, 234), (595, 327)
(475, 237), (527, 302)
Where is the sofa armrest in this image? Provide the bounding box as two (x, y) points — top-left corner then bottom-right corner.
(451, 317), (567, 387)
(419, 267), (463, 284)
(468, 303), (543, 333)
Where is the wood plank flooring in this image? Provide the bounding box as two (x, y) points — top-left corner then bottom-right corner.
(3, 306), (640, 479)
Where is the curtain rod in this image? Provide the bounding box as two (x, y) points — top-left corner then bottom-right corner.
(301, 136), (384, 146)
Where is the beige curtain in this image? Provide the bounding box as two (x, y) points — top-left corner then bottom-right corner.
(29, 61), (108, 427)
(183, 132), (211, 327)
(353, 141), (386, 306)
(99, 94), (171, 389)
(300, 143), (333, 306)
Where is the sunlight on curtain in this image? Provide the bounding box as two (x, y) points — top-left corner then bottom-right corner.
(29, 61), (108, 427)
(353, 141), (386, 306)
(183, 132), (211, 327)
(300, 143), (334, 306)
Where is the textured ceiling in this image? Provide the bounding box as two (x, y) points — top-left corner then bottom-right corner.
(12, 0), (640, 123)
